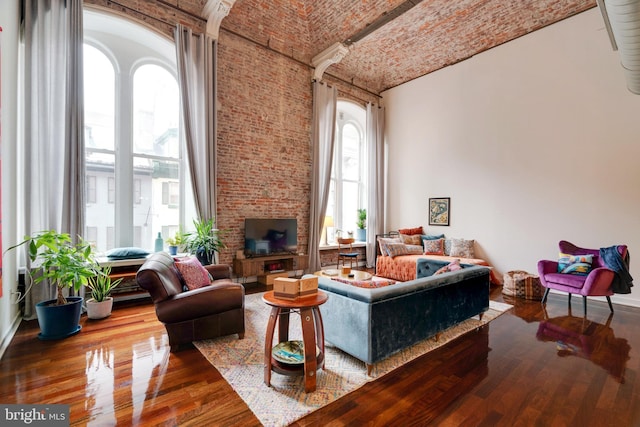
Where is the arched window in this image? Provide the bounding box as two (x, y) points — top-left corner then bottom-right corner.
(84, 10), (192, 252)
(324, 101), (367, 244)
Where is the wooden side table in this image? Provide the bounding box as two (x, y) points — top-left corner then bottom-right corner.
(262, 290), (328, 393)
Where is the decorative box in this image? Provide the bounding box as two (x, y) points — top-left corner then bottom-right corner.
(299, 276), (318, 297)
(273, 277), (299, 300)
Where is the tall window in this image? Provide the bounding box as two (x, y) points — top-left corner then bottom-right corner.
(324, 101), (367, 244)
(84, 10), (191, 252)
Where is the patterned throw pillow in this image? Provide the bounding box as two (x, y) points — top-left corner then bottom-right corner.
(399, 233), (422, 246)
(385, 243), (423, 258)
(557, 253), (594, 275)
(331, 277), (396, 288)
(434, 259), (463, 275)
(398, 226), (423, 235)
(423, 238), (445, 255)
(377, 237), (402, 255)
(450, 238), (475, 258)
(175, 257), (211, 290)
(444, 239), (452, 256)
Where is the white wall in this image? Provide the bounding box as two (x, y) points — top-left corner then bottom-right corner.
(382, 9), (640, 307)
(1, 1), (22, 357)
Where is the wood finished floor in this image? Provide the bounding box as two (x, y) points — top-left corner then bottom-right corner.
(1, 284), (639, 426)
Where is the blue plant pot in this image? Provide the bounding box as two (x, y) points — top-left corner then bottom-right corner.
(356, 229), (367, 242)
(35, 296), (83, 340)
(196, 248), (213, 265)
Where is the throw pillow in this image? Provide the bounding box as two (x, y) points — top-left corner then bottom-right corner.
(423, 238), (445, 255)
(385, 243), (423, 258)
(421, 233), (445, 241)
(444, 239), (452, 256)
(377, 237), (402, 255)
(175, 256), (211, 290)
(450, 238), (475, 258)
(434, 259), (463, 275)
(105, 247), (150, 260)
(398, 226), (423, 235)
(399, 233), (422, 246)
(557, 253), (594, 276)
(331, 277), (396, 288)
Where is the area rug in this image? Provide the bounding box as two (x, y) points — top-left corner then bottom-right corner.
(194, 293), (512, 427)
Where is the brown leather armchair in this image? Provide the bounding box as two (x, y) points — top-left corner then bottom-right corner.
(136, 252), (245, 351)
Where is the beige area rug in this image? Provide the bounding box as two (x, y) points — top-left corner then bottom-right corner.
(194, 293), (512, 427)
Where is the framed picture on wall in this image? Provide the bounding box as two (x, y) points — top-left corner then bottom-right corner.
(428, 197), (450, 226)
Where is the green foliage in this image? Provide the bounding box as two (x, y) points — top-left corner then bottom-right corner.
(4, 230), (97, 305)
(166, 228), (186, 247)
(184, 218), (226, 262)
(356, 208), (367, 229)
(86, 265), (123, 302)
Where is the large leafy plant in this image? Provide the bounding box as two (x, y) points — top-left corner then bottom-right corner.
(184, 218), (226, 265)
(5, 230), (97, 306)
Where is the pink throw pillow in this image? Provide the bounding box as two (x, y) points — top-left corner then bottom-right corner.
(175, 257), (210, 290)
(434, 259), (462, 275)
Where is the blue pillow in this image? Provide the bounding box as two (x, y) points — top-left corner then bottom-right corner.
(106, 247), (150, 260)
(421, 234), (445, 241)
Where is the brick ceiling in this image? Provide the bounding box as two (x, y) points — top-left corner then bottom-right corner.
(222, 0), (598, 94)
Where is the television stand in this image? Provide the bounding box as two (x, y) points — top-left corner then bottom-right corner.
(233, 254), (309, 284)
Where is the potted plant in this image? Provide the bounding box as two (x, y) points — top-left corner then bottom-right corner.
(184, 218), (226, 265)
(85, 265), (123, 319)
(4, 230), (97, 339)
(356, 208), (367, 241)
(166, 228), (186, 255)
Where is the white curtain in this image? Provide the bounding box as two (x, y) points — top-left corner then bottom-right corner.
(175, 24), (217, 222)
(21, 0), (85, 318)
(308, 82), (337, 272)
(366, 103), (385, 267)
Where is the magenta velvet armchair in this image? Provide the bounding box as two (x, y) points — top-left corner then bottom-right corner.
(538, 241), (630, 315)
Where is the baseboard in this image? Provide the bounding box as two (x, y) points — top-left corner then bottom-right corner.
(0, 314), (22, 361)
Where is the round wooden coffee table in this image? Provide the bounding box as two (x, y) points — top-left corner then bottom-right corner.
(262, 290), (328, 393)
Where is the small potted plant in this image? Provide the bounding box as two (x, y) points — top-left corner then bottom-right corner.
(85, 265), (123, 319)
(356, 208), (367, 241)
(3, 230), (97, 339)
(166, 229), (186, 255)
(184, 218), (226, 265)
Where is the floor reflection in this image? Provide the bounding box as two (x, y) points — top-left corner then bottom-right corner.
(84, 335), (170, 426)
(85, 346), (116, 426)
(536, 310), (630, 383)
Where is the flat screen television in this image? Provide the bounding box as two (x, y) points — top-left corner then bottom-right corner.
(244, 218), (298, 257)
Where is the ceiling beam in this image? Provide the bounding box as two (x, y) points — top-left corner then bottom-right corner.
(343, 0), (424, 45)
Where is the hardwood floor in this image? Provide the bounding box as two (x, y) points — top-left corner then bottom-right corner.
(1, 285), (639, 426)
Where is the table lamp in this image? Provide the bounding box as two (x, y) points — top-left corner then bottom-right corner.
(323, 216), (334, 246)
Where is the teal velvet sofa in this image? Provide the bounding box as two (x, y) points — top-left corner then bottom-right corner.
(312, 259), (490, 374)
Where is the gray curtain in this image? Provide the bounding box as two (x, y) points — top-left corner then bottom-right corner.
(366, 103), (385, 268)
(21, 0), (85, 318)
(308, 82), (337, 272)
(175, 24), (217, 222)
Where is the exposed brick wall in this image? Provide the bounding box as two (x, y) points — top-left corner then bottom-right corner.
(83, 0), (379, 268)
(216, 30), (313, 265)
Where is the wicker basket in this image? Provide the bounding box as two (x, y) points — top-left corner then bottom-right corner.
(502, 270), (544, 300)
